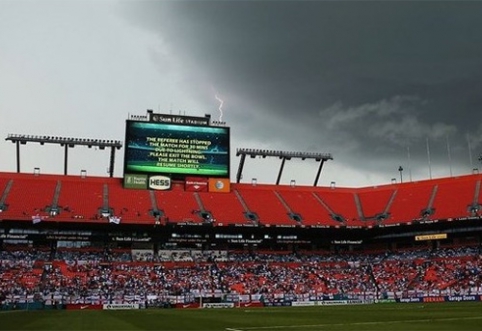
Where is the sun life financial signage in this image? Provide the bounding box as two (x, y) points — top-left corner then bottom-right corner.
(149, 175), (172, 190)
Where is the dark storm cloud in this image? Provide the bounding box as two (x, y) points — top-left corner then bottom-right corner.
(121, 1), (482, 180)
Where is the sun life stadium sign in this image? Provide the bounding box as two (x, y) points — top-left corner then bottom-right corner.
(149, 113), (210, 126)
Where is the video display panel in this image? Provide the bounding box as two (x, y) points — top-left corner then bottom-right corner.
(124, 121), (230, 177)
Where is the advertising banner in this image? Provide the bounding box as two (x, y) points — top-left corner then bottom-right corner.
(397, 297), (424, 303)
(263, 301), (291, 307)
(66, 304), (103, 310)
(397, 296), (480, 303)
(291, 301), (315, 307)
(208, 178), (231, 193)
(239, 302), (264, 308)
(446, 295), (478, 302)
(422, 296), (445, 303)
(185, 177), (209, 192)
(174, 303), (201, 309)
(124, 174), (148, 189)
(202, 303), (235, 309)
(148, 175), (172, 190)
(102, 304), (139, 310)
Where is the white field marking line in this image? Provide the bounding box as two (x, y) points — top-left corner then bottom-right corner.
(227, 315), (482, 330)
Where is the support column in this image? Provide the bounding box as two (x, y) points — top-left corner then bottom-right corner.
(15, 141), (20, 173)
(313, 159), (326, 186)
(109, 146), (116, 178)
(64, 145), (69, 175)
(276, 157), (287, 185)
(236, 154), (246, 183)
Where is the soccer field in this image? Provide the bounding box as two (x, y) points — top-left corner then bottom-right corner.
(0, 302), (481, 331)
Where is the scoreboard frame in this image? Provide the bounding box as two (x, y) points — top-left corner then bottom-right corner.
(123, 116), (230, 185)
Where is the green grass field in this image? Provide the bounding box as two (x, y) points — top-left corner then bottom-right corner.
(1, 302), (481, 331)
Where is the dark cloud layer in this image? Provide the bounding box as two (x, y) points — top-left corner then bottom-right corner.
(121, 1), (482, 184)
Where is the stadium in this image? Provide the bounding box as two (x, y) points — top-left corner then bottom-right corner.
(1, 110), (482, 331)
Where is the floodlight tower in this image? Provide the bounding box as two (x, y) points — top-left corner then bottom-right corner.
(235, 148), (333, 186)
(5, 134), (123, 176)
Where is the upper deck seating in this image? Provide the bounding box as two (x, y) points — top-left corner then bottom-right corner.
(236, 185), (297, 226)
(197, 190), (250, 225)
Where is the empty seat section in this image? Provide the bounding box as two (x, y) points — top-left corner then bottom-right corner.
(315, 189), (359, 224)
(0, 176), (10, 195)
(277, 189), (340, 226)
(3, 177), (57, 220)
(154, 183), (203, 224)
(0, 176), (10, 211)
(197, 191), (248, 225)
(108, 182), (153, 224)
(357, 188), (394, 218)
(236, 187), (294, 226)
(386, 183), (434, 224)
(431, 177), (478, 220)
(57, 179), (104, 221)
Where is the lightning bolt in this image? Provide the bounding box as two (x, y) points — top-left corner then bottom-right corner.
(215, 94), (224, 122)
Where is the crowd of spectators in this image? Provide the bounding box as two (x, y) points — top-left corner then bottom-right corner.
(1, 245), (481, 306)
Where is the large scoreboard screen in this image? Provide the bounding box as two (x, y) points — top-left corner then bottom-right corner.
(124, 120), (230, 178)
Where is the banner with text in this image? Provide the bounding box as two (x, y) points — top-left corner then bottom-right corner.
(124, 174), (148, 189)
(185, 177), (209, 192)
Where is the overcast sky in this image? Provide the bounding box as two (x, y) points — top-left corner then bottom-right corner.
(1, 0), (482, 188)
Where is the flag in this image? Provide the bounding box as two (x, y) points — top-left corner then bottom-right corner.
(109, 216), (121, 224)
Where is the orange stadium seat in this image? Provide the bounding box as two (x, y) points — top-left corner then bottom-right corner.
(430, 176), (481, 220)
(107, 180), (154, 224)
(315, 189), (360, 226)
(276, 187), (342, 227)
(235, 185), (297, 226)
(57, 177), (105, 221)
(356, 186), (396, 225)
(1, 172), (482, 228)
(196, 189), (251, 226)
(153, 181), (204, 224)
(0, 174), (57, 220)
(384, 181), (436, 225)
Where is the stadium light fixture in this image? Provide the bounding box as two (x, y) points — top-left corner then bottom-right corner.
(5, 133), (123, 177)
(235, 148), (333, 186)
(236, 148), (332, 161)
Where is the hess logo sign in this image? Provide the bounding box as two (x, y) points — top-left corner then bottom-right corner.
(149, 175), (171, 190)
